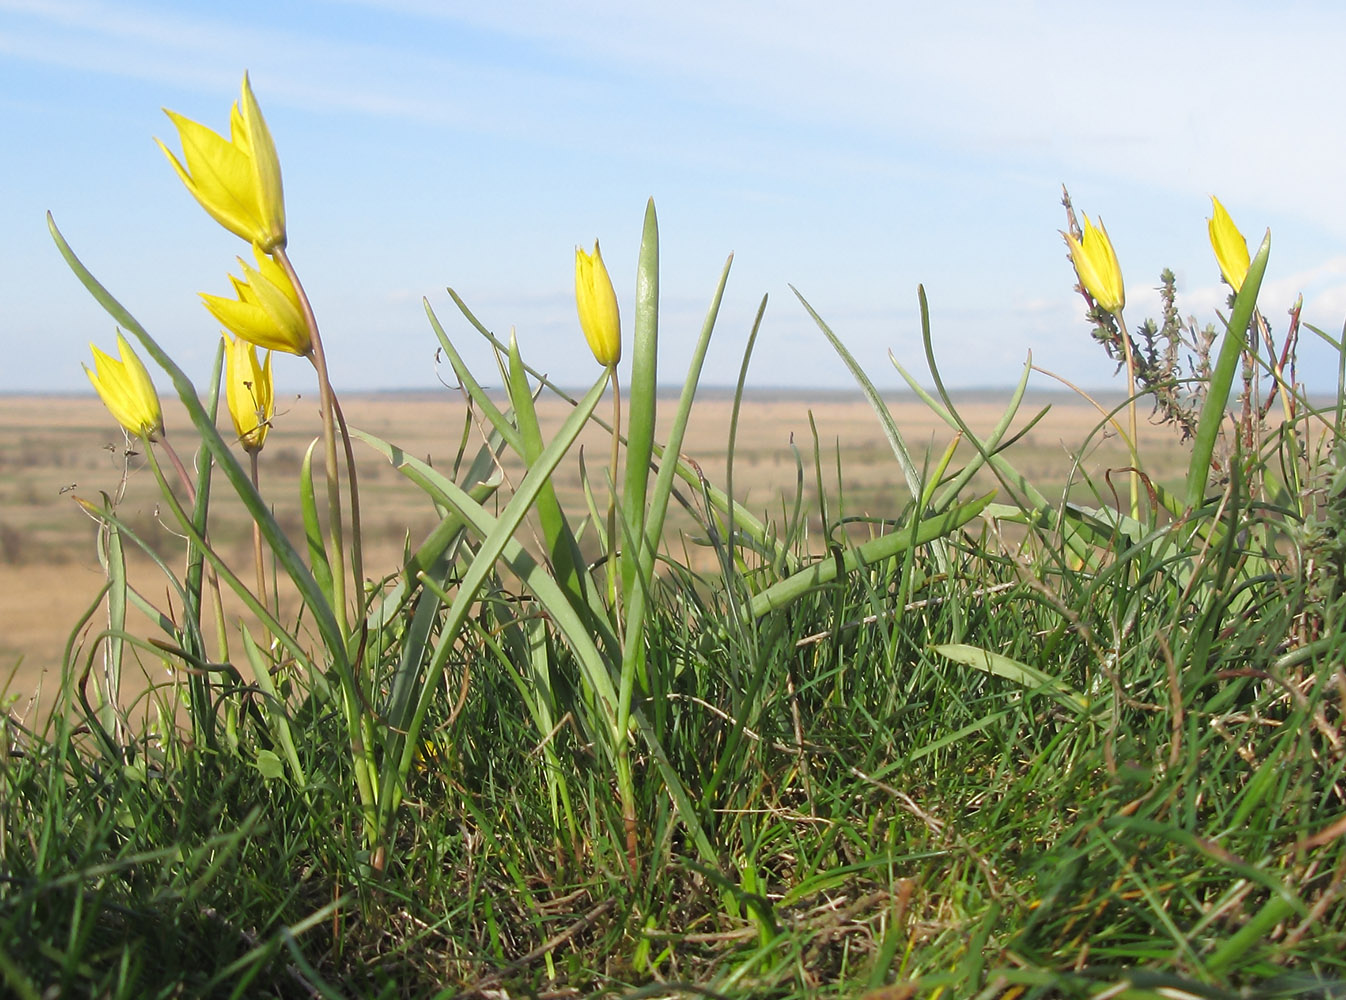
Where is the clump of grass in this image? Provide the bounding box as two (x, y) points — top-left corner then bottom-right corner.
(2, 74), (1344, 1000)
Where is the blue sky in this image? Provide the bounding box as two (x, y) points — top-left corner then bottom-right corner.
(4, 0), (1346, 396)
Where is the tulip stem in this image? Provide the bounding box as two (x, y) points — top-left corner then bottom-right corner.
(1114, 313), (1142, 522)
(273, 246), (378, 858)
(249, 450), (269, 611)
(158, 433), (196, 507)
(605, 366), (638, 874)
(273, 247), (349, 638)
(329, 392), (365, 624)
(607, 367), (622, 635)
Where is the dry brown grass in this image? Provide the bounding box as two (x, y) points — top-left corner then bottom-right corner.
(0, 389), (1188, 716)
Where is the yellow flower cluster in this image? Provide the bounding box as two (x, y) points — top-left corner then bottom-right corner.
(114, 72), (293, 451)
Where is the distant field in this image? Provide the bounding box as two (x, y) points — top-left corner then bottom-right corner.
(0, 389), (1190, 715)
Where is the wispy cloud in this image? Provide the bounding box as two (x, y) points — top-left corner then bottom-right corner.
(16, 0), (1345, 220)
(0, 0), (592, 129)
(332, 0), (1346, 233)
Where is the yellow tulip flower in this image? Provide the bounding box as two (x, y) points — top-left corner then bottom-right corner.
(1208, 196), (1250, 292)
(1064, 214), (1125, 315)
(85, 332), (164, 440)
(575, 240), (622, 367)
(224, 334), (273, 452)
(201, 245), (311, 356)
(157, 73), (286, 252)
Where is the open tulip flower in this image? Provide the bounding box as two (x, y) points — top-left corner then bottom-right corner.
(157, 73), (286, 252)
(575, 240), (622, 367)
(1208, 196), (1250, 293)
(201, 245), (311, 356)
(85, 332), (164, 441)
(1064, 214), (1125, 315)
(224, 333), (274, 452)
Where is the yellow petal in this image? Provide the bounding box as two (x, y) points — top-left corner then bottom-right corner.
(239, 259), (307, 353)
(115, 332), (160, 418)
(239, 72), (285, 247)
(250, 249), (303, 315)
(157, 112), (263, 245)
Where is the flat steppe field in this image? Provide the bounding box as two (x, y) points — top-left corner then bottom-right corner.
(0, 389), (1186, 716)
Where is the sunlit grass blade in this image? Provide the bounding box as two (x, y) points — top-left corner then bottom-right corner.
(890, 323), (1099, 567)
(747, 492), (994, 617)
(94, 497), (126, 744)
(622, 198), (660, 601)
(892, 356), (1052, 514)
(77, 496), (201, 645)
(299, 440), (336, 609)
(725, 294), (770, 580)
(930, 642), (1089, 711)
(616, 253), (733, 814)
(351, 428), (621, 670)
(54, 580), (111, 727)
(134, 450), (323, 681)
(382, 544), (453, 758)
(431, 295), (791, 569)
(183, 343), (225, 744)
(365, 444), (503, 640)
(931, 357), (1036, 509)
(624, 253), (732, 640)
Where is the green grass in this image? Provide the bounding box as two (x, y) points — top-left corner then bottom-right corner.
(7, 475), (1346, 997)
(7, 342), (1345, 998)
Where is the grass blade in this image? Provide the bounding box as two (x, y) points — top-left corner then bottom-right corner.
(622, 198), (660, 599)
(930, 642), (1090, 710)
(748, 492), (994, 617)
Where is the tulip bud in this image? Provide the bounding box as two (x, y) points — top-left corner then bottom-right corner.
(575, 240), (622, 367)
(201, 245), (311, 356)
(1208, 196), (1250, 293)
(157, 73), (286, 252)
(85, 332), (164, 440)
(224, 334), (274, 452)
(1064, 214), (1125, 315)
